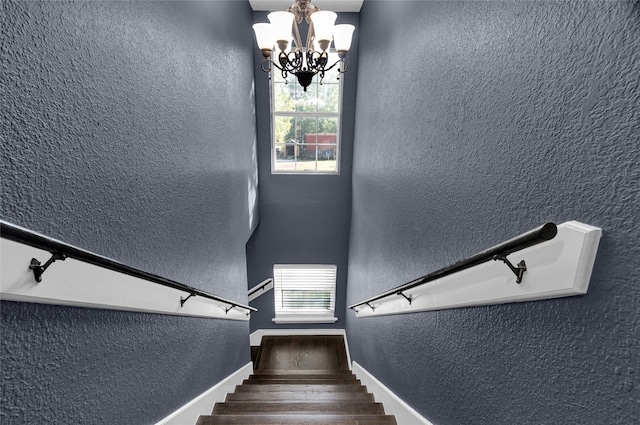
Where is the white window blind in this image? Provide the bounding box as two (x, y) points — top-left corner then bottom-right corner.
(273, 264), (337, 321)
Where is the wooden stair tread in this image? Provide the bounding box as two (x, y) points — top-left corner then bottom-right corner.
(197, 336), (397, 425)
(249, 369), (356, 379)
(249, 375), (357, 380)
(225, 391), (374, 402)
(254, 335), (350, 371)
(212, 401), (386, 415)
(253, 369), (354, 375)
(242, 378), (362, 385)
(234, 383), (367, 392)
(196, 414), (397, 425)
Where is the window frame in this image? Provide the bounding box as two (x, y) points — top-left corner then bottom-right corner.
(270, 53), (344, 175)
(272, 264), (338, 324)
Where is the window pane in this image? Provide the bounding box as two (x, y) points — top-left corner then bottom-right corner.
(273, 115), (294, 145)
(295, 83), (317, 112)
(317, 83), (339, 113)
(317, 146), (337, 172)
(318, 117), (338, 134)
(274, 82), (295, 112)
(273, 115), (295, 172)
(296, 117), (317, 149)
(293, 117), (316, 171)
(282, 290), (332, 310)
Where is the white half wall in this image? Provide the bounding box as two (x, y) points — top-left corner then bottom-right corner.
(352, 221), (602, 317)
(0, 238), (250, 321)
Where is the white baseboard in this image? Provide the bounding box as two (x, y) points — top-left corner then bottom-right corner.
(353, 362), (434, 425)
(154, 362), (253, 425)
(250, 329), (352, 370)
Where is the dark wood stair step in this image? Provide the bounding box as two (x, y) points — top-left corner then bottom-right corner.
(254, 336), (350, 371)
(249, 369), (356, 379)
(243, 378), (362, 385)
(212, 401), (386, 415)
(252, 369), (354, 374)
(196, 336), (398, 425)
(234, 383), (367, 393)
(225, 391), (374, 402)
(197, 414), (397, 425)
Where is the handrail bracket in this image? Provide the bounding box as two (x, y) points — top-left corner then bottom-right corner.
(493, 254), (527, 283)
(29, 252), (67, 282)
(180, 292), (196, 307)
(397, 291), (412, 304)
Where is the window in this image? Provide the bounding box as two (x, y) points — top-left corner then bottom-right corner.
(271, 52), (342, 174)
(272, 264), (338, 323)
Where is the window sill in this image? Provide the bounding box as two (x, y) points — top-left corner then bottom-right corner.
(272, 316), (338, 324)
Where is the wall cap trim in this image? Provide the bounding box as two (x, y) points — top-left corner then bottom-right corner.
(353, 221), (602, 317)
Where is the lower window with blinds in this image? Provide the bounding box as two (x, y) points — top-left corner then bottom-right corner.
(272, 264), (338, 324)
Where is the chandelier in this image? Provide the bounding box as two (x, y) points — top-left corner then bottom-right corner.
(252, 0), (355, 91)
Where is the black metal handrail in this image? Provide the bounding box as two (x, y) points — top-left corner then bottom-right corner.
(248, 278), (273, 298)
(0, 220), (257, 314)
(349, 222), (558, 312)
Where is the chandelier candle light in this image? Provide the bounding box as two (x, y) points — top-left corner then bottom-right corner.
(253, 0), (355, 91)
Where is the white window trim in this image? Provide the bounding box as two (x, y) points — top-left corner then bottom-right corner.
(272, 315), (338, 324)
(272, 264), (338, 324)
(270, 54), (344, 176)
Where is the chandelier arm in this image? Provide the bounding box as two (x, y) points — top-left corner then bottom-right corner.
(318, 70), (326, 85)
(322, 59), (348, 74)
(305, 50), (327, 73)
(289, 51), (302, 68)
(261, 58), (292, 76)
(260, 58), (274, 73)
(260, 53), (309, 83)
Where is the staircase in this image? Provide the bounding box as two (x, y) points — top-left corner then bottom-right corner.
(196, 335), (397, 425)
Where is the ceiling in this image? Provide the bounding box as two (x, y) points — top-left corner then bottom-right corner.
(249, 0), (364, 12)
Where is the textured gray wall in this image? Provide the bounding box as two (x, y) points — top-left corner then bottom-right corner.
(346, 1), (639, 424)
(1, 1), (257, 423)
(246, 12), (359, 332)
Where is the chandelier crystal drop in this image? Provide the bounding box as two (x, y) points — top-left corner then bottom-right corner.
(252, 0), (355, 91)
